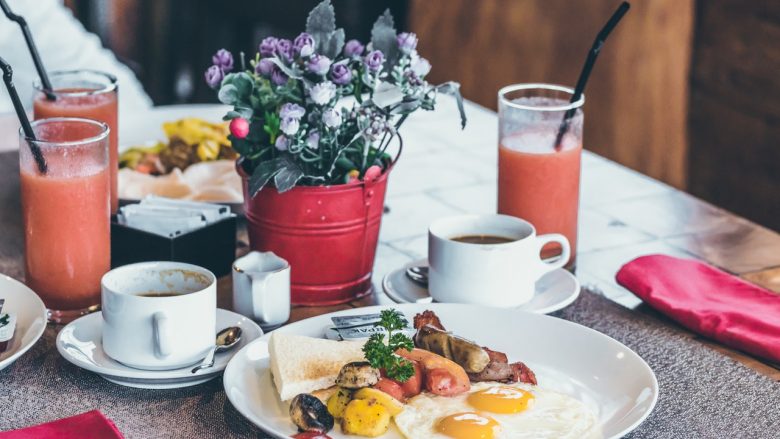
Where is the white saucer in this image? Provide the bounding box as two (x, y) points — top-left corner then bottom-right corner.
(0, 275), (47, 372)
(382, 259), (580, 314)
(56, 308), (262, 389)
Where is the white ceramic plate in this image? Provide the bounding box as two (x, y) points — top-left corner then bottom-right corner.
(0, 275), (47, 371)
(383, 259), (580, 314)
(56, 308), (262, 389)
(224, 303), (658, 439)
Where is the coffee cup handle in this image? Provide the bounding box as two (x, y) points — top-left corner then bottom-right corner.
(534, 233), (571, 276)
(152, 311), (172, 358)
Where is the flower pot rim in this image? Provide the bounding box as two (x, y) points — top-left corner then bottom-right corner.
(236, 159), (395, 195)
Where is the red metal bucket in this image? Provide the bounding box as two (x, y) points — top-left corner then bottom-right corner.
(239, 164), (390, 305)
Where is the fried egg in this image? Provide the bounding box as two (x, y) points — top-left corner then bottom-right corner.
(394, 382), (601, 439)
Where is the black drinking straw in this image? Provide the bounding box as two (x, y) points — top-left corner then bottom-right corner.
(0, 0), (56, 100)
(553, 1), (631, 150)
(0, 57), (47, 174)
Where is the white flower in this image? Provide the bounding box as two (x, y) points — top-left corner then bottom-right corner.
(275, 135), (289, 151)
(322, 108), (342, 128)
(306, 131), (320, 149)
(279, 103), (305, 119)
(280, 117), (300, 136)
(309, 81), (336, 106)
(411, 55), (431, 77)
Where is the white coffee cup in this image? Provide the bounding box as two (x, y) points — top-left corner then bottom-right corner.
(428, 214), (570, 307)
(101, 262), (216, 370)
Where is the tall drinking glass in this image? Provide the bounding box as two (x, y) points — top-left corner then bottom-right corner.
(33, 70), (119, 214)
(498, 84), (584, 267)
(20, 118), (111, 323)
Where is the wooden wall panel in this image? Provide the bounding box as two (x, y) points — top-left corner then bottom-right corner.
(688, 0), (780, 231)
(408, 0), (694, 189)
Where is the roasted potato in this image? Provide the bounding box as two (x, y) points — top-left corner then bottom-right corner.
(326, 387), (353, 419)
(353, 387), (404, 416)
(341, 399), (391, 437)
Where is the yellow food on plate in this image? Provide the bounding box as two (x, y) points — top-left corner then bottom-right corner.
(353, 387), (405, 416)
(393, 381), (601, 439)
(341, 398), (392, 437)
(327, 387), (354, 418)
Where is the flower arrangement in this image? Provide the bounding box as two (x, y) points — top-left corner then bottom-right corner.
(204, 0), (466, 195)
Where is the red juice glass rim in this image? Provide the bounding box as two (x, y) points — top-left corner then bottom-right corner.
(20, 117), (110, 147)
(498, 83), (585, 112)
(33, 69), (117, 97)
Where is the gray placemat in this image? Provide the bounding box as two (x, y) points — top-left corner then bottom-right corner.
(2, 289), (779, 438)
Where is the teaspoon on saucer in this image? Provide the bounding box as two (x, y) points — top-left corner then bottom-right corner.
(191, 326), (242, 374)
(405, 265), (429, 286)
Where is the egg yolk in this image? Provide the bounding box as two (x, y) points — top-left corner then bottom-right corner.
(436, 412), (498, 439)
(467, 386), (535, 414)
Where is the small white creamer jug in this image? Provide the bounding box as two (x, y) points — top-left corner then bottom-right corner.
(232, 251), (290, 329)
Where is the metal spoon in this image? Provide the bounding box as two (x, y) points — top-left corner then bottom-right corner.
(191, 326), (242, 374)
(405, 265), (429, 286)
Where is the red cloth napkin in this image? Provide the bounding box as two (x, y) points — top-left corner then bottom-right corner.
(616, 254), (780, 364)
(0, 410), (123, 439)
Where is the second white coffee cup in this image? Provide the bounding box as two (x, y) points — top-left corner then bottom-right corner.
(428, 214), (570, 307)
(101, 261), (216, 370)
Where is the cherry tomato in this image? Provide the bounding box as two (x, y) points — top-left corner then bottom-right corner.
(399, 359), (423, 397)
(373, 377), (405, 402)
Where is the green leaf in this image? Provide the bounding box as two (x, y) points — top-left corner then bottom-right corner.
(218, 84), (238, 105)
(437, 82), (468, 129)
(232, 72), (255, 97)
(306, 0), (336, 54)
(371, 9), (399, 71)
(268, 57), (303, 80)
(249, 159), (282, 196)
(323, 28), (345, 59)
(274, 156), (305, 193)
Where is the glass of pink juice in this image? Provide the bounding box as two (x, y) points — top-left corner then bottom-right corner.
(20, 117), (111, 323)
(497, 84), (584, 267)
(33, 70), (119, 214)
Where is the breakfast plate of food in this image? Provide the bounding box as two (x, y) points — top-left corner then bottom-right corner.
(223, 303), (658, 438)
(118, 104), (243, 206)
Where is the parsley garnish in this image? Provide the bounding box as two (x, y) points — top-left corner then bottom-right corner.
(362, 309), (415, 382)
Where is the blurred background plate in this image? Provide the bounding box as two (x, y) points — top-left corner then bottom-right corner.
(0, 275), (47, 371)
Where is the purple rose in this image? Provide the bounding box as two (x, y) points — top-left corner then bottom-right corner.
(259, 36), (278, 57)
(275, 39), (294, 63)
(306, 131), (320, 149)
(306, 54), (332, 76)
(255, 58), (274, 77)
(279, 103), (305, 120)
(275, 135), (288, 151)
(322, 108), (342, 128)
(329, 63), (352, 85)
(293, 32), (315, 58)
(396, 32), (418, 54)
(204, 65), (224, 89)
(271, 67), (289, 86)
(212, 49), (234, 72)
(364, 50), (385, 73)
(343, 39), (365, 57)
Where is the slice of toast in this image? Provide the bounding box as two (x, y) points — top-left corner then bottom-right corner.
(268, 332), (366, 401)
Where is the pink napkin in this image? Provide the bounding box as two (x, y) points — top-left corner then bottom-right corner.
(616, 254), (780, 364)
(0, 410), (123, 439)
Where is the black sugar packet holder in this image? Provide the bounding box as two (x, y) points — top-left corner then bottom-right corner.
(111, 206), (237, 278)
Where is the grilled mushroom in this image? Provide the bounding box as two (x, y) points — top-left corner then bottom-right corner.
(335, 361), (380, 389)
(289, 393), (334, 433)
